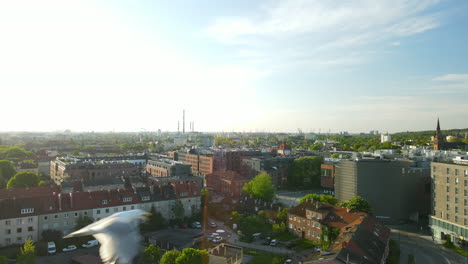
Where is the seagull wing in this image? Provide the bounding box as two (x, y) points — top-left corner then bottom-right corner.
(94, 220), (142, 264)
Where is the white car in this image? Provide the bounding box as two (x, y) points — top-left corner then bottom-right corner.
(62, 245), (77, 252)
(284, 260), (293, 264)
(47, 241), (56, 255)
(212, 236), (223, 243)
(209, 222), (217, 228)
(82, 240), (99, 248)
(192, 222), (202, 228)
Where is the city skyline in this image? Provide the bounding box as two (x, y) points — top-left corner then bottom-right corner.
(1, 0), (468, 133)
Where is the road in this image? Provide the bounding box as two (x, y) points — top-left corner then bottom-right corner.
(391, 229), (464, 264)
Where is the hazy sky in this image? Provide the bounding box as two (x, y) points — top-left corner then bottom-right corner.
(1, 0), (467, 133)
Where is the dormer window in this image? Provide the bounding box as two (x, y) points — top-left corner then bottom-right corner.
(101, 200), (108, 205)
(21, 208), (34, 214)
(123, 197), (132, 202)
(142, 196), (150, 201)
(180, 192), (188, 197)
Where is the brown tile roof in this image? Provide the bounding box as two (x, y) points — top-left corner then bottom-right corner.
(0, 186), (59, 200)
(288, 201), (366, 229)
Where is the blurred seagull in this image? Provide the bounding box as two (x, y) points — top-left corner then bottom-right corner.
(64, 209), (150, 264)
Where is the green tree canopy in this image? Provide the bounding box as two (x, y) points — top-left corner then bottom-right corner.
(288, 156), (323, 188)
(6, 172), (40, 189)
(17, 238), (36, 264)
(242, 173), (275, 202)
(4, 147), (34, 160)
(142, 244), (163, 264)
(160, 250), (181, 264)
(175, 248), (208, 264)
(299, 194), (338, 205)
(0, 160), (16, 188)
(276, 208), (289, 223)
(339, 196), (372, 215)
(0, 256), (7, 264)
(141, 206), (166, 232)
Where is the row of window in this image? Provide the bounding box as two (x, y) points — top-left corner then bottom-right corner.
(4, 218), (33, 225)
(434, 167), (468, 176)
(4, 236), (32, 245)
(43, 211), (88, 221)
(96, 205), (134, 215)
(4, 226), (34, 234)
(437, 211), (468, 225)
(445, 177), (468, 186)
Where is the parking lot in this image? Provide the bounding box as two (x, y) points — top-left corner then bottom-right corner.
(37, 246), (100, 264)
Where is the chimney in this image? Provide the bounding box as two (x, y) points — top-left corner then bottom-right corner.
(58, 193), (62, 211)
(183, 109), (185, 133)
(70, 193), (74, 208)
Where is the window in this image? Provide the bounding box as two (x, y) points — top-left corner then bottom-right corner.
(105, 209), (109, 213)
(446, 177), (450, 183)
(465, 190), (467, 196)
(84, 211), (88, 215)
(465, 209), (467, 216)
(17, 228), (22, 233)
(447, 168), (450, 174)
(455, 169), (459, 176)
(465, 170), (468, 176)
(447, 214), (450, 220)
(6, 229), (11, 235)
(114, 208), (118, 212)
(5, 238), (11, 245)
(17, 219), (22, 225)
(446, 195), (450, 202)
(64, 213), (69, 218)
(446, 204), (450, 210)
(131, 206), (135, 210)
(455, 197), (458, 204)
(455, 216), (458, 222)
(28, 218), (33, 223)
(455, 178), (459, 185)
(28, 227), (33, 232)
(446, 186), (450, 192)
(465, 180), (468, 187)
(101, 200), (108, 205)
(455, 207), (458, 213)
(465, 199), (468, 206)
(289, 223), (292, 228)
(465, 219), (468, 225)
(96, 210), (101, 214)
(17, 237), (22, 242)
(74, 212), (78, 217)
(455, 188), (459, 194)
(142, 196), (150, 201)
(123, 197), (132, 202)
(54, 215), (58, 219)
(42, 224), (48, 229)
(5, 220), (10, 225)
(123, 206), (127, 211)
(21, 208), (34, 214)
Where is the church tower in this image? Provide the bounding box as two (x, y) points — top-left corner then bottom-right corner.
(433, 118), (444, 150)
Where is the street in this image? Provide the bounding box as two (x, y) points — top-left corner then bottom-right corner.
(390, 229), (464, 264)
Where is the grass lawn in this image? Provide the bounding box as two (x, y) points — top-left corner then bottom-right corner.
(296, 239), (320, 250)
(273, 231), (297, 242)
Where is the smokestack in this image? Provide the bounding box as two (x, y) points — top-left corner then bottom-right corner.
(192, 122), (194, 132)
(183, 109), (185, 133)
(178, 121), (180, 134)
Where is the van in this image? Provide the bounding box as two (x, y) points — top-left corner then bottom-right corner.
(47, 241), (56, 254)
(82, 240), (99, 248)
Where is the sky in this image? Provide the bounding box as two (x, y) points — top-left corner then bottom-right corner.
(1, 0), (467, 133)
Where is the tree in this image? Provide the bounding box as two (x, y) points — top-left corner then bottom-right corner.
(276, 208), (289, 223)
(6, 172), (39, 189)
(17, 238), (36, 264)
(175, 248), (208, 264)
(160, 250), (181, 264)
(142, 244), (162, 264)
(288, 156), (323, 188)
(41, 230), (63, 243)
(339, 196), (372, 215)
(172, 200), (185, 223)
(73, 214), (94, 244)
(242, 173), (275, 202)
(141, 206), (166, 232)
(299, 194), (337, 205)
(330, 153), (340, 158)
(0, 160), (16, 188)
(4, 146), (34, 160)
(0, 256), (7, 264)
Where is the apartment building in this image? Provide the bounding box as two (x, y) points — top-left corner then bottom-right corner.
(170, 151), (214, 176)
(0, 183), (201, 246)
(430, 162), (468, 247)
(287, 200), (366, 243)
(0, 186), (59, 247)
(146, 159), (191, 177)
(205, 170), (249, 198)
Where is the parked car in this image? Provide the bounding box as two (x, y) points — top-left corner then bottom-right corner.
(286, 242), (296, 249)
(62, 245), (77, 252)
(212, 236), (223, 243)
(209, 222), (217, 228)
(192, 222), (202, 228)
(263, 237), (272, 245)
(270, 239), (278, 246)
(82, 240), (99, 248)
(284, 259), (293, 264)
(47, 241), (56, 255)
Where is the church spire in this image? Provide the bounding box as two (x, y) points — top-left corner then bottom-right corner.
(436, 118), (441, 133)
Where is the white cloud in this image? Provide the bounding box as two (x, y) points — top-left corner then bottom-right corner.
(432, 74), (468, 82)
(204, 0), (443, 69)
(391, 42), (401, 46)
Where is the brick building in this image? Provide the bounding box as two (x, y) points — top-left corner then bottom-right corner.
(146, 159), (191, 177)
(205, 171), (249, 198)
(287, 200), (366, 243)
(170, 151), (213, 176)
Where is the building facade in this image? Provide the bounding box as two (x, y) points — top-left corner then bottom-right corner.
(430, 162), (468, 248)
(146, 159), (191, 177)
(205, 170), (249, 198)
(334, 159), (431, 222)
